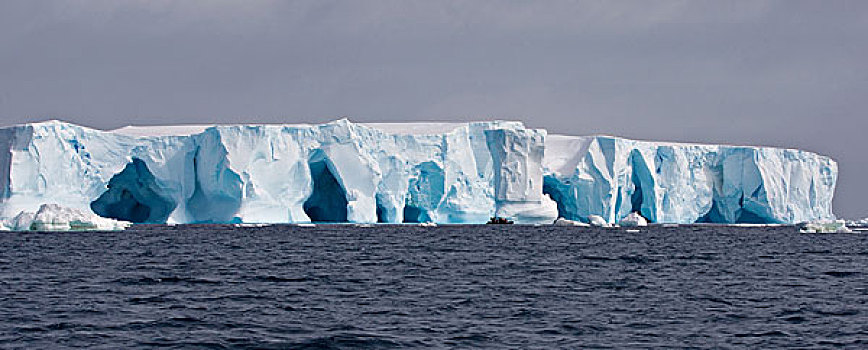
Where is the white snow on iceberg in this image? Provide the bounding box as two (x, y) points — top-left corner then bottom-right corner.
(553, 218), (590, 227)
(5, 204), (130, 231)
(0, 119), (838, 225)
(619, 212), (648, 227)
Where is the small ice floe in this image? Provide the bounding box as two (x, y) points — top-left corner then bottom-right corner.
(554, 218), (590, 227)
(798, 220), (853, 234)
(845, 218), (868, 227)
(419, 222), (437, 227)
(233, 223), (271, 228)
(296, 223), (316, 227)
(618, 212), (648, 227)
(7, 204), (130, 231)
(625, 229), (641, 233)
(587, 215), (612, 227)
(355, 223), (375, 228)
(662, 224), (679, 228)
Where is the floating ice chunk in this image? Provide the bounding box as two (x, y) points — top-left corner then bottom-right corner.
(11, 204), (130, 231)
(845, 218), (868, 226)
(9, 211), (36, 231)
(798, 220), (853, 234)
(419, 222), (437, 227)
(233, 223), (271, 228)
(554, 218), (590, 227)
(619, 212), (648, 227)
(496, 199), (559, 224)
(587, 215), (611, 227)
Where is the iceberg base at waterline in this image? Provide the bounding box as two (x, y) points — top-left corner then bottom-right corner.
(553, 218), (591, 227)
(3, 204), (130, 231)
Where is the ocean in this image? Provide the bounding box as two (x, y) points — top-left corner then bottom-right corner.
(1, 224), (866, 349)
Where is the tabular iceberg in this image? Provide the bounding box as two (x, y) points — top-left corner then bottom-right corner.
(0, 119), (837, 225)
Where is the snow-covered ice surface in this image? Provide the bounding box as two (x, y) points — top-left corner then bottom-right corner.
(112, 125), (212, 137)
(0, 119), (838, 225)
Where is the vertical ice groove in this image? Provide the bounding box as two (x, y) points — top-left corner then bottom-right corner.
(0, 127), (14, 200)
(543, 135), (837, 224)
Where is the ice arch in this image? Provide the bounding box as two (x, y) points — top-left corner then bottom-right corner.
(91, 158), (176, 223)
(542, 175), (575, 221)
(303, 150), (348, 222)
(697, 197), (773, 224)
(402, 204), (432, 223)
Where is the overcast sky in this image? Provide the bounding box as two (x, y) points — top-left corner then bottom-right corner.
(0, 0), (865, 218)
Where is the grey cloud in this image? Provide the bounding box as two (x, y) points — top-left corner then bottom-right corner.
(0, 0), (865, 217)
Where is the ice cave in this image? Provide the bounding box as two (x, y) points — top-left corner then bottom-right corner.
(303, 150), (349, 222)
(90, 158), (176, 223)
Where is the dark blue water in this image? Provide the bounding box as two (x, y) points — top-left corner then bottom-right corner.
(1, 224), (867, 349)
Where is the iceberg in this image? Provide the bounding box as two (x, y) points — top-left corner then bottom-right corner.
(587, 215), (612, 227)
(8, 211), (35, 231)
(846, 218), (868, 226)
(798, 220), (852, 234)
(554, 217), (590, 227)
(619, 212), (648, 227)
(6, 203), (130, 231)
(0, 119), (838, 225)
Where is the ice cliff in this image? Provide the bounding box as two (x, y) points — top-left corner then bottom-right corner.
(543, 135), (837, 224)
(0, 120), (837, 225)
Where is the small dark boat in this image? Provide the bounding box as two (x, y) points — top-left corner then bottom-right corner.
(486, 216), (514, 225)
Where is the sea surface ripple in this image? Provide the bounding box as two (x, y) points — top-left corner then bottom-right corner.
(1, 224), (867, 349)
